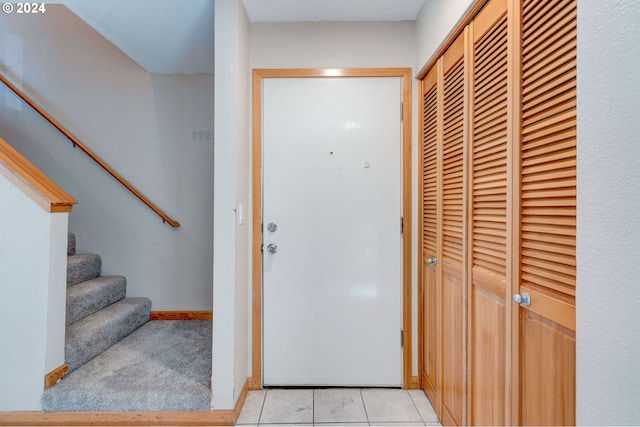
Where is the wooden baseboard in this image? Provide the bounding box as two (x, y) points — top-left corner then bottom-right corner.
(150, 311), (212, 321)
(249, 375), (262, 391)
(0, 378), (252, 426)
(44, 364), (68, 390)
(232, 378), (250, 423)
(409, 375), (420, 390)
(0, 410), (234, 426)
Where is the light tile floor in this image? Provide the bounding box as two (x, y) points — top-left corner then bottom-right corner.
(236, 388), (442, 426)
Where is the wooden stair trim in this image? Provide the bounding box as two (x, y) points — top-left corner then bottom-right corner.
(44, 364), (68, 390)
(0, 137), (77, 213)
(150, 311), (213, 321)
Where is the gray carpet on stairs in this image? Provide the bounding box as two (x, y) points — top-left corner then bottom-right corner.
(65, 298), (152, 372)
(67, 254), (101, 286)
(42, 320), (212, 412)
(66, 276), (127, 325)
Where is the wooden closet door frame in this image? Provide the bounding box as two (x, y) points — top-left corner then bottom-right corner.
(251, 68), (413, 390)
(506, 0), (522, 423)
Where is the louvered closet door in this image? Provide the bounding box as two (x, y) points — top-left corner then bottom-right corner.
(440, 33), (466, 427)
(518, 0), (576, 424)
(469, 0), (509, 424)
(420, 66), (440, 410)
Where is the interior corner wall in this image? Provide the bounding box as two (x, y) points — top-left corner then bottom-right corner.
(213, 0), (250, 410)
(576, 1), (640, 424)
(0, 6), (214, 311)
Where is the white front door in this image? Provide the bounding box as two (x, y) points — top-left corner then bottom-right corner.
(262, 77), (403, 387)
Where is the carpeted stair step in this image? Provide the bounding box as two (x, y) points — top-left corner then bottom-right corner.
(67, 254), (101, 287)
(66, 297), (151, 372)
(67, 232), (76, 256)
(66, 276), (127, 325)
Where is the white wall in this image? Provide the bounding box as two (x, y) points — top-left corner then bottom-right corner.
(251, 22), (415, 69)
(0, 5), (214, 310)
(234, 0), (252, 405)
(0, 173), (67, 411)
(576, 1), (640, 424)
(45, 212), (68, 374)
(212, 0), (250, 410)
(414, 0), (476, 73)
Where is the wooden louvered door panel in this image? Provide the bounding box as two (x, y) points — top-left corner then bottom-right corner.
(469, 0), (509, 424)
(518, 0), (577, 424)
(418, 0), (577, 424)
(440, 33), (466, 427)
(420, 66), (440, 411)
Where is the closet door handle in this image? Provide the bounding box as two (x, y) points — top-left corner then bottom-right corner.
(513, 293), (531, 306)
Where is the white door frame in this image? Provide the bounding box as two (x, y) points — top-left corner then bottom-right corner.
(251, 68), (413, 390)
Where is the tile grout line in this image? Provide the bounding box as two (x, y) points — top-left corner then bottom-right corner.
(407, 390), (427, 426)
(312, 388), (315, 425)
(257, 388), (268, 425)
(359, 388), (371, 426)
(410, 389), (442, 426)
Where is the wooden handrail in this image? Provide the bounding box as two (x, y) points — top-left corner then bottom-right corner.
(0, 74), (180, 227)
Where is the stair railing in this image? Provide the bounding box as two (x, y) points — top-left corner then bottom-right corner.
(0, 136), (77, 212)
(0, 73), (180, 227)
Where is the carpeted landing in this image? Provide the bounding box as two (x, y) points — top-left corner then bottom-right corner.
(42, 320), (212, 412)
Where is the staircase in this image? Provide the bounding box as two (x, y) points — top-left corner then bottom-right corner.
(64, 232), (151, 373)
(42, 234), (212, 412)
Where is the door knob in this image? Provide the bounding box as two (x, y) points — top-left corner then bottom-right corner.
(267, 243), (278, 254)
(513, 292), (531, 306)
(267, 222), (278, 233)
(427, 257), (437, 265)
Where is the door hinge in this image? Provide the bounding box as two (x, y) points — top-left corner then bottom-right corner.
(400, 102), (403, 121)
(260, 244), (264, 253)
(401, 330), (404, 347)
(400, 216), (404, 234)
